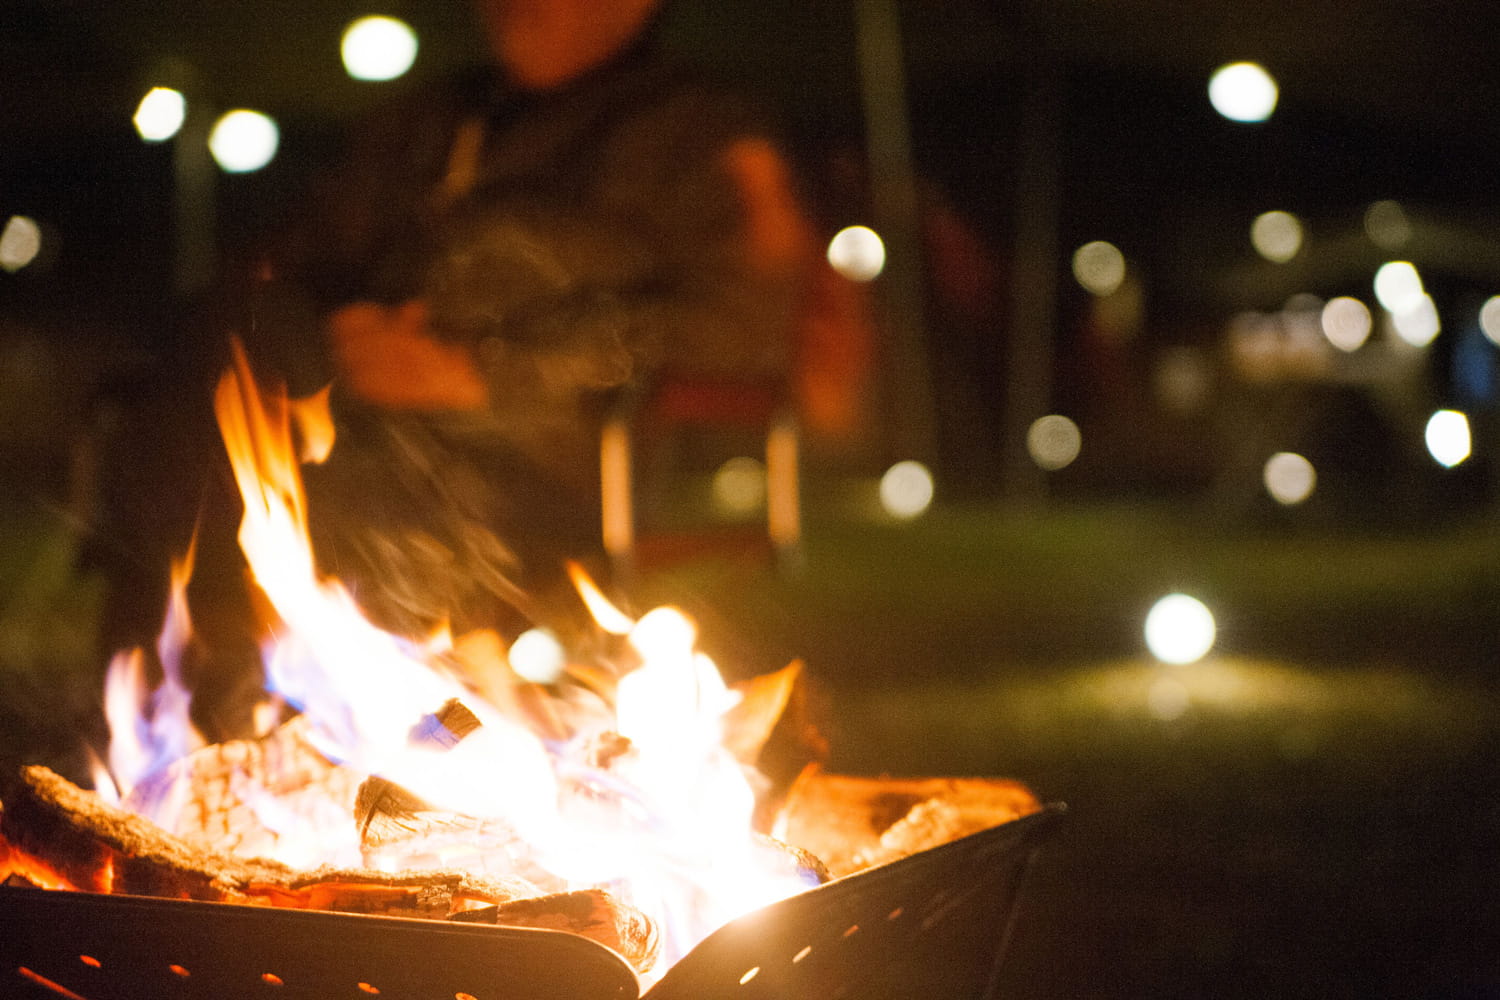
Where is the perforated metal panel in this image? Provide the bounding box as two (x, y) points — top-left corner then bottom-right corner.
(0, 805), (1062, 1000)
(646, 805), (1064, 1000)
(0, 889), (639, 1000)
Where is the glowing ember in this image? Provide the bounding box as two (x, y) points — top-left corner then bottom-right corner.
(94, 344), (816, 977)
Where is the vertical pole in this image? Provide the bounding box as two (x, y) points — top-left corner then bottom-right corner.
(600, 415), (635, 578)
(766, 410), (802, 572)
(1000, 55), (1063, 503)
(172, 96), (216, 298)
(853, 0), (936, 465)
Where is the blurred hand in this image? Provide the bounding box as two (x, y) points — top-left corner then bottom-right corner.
(327, 300), (488, 411)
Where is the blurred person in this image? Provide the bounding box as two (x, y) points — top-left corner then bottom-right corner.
(98, 0), (823, 740)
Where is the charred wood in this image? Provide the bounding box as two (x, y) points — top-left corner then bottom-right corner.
(122, 714), (363, 860)
(0, 764), (294, 899)
(775, 766), (1040, 878)
(450, 888), (660, 973)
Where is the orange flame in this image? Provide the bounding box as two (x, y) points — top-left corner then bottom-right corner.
(99, 345), (813, 976)
(566, 561), (636, 635)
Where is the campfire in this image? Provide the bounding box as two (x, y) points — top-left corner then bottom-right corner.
(0, 346), (1054, 998)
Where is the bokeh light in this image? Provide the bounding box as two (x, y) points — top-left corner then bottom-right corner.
(1478, 296), (1500, 346)
(1208, 62), (1278, 122)
(1071, 240), (1126, 296)
(879, 461), (934, 520)
(132, 87), (187, 142)
(508, 627), (566, 685)
(1320, 296), (1372, 352)
(0, 216), (42, 273)
(827, 225), (885, 282)
(1425, 410), (1471, 468)
(208, 109), (280, 173)
(1263, 451), (1316, 505)
(1250, 210), (1303, 262)
(712, 456), (766, 516)
(1282, 293), (1325, 353)
(341, 16), (420, 82)
(1372, 260), (1440, 348)
(1373, 261), (1425, 314)
(1364, 200), (1412, 250)
(1144, 593), (1216, 665)
(1391, 295), (1440, 347)
(1026, 414), (1082, 471)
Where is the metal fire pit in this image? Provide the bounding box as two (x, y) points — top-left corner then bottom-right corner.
(0, 805), (1062, 1000)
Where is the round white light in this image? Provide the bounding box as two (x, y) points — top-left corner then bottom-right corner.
(208, 109), (280, 173)
(133, 87), (187, 142)
(0, 216), (43, 273)
(1208, 62), (1279, 123)
(1144, 593), (1216, 665)
(1480, 296), (1500, 347)
(1320, 296), (1372, 352)
(1071, 240), (1125, 296)
(1425, 410), (1471, 468)
(879, 460), (934, 520)
(1026, 414), (1082, 471)
(1250, 210), (1303, 263)
(341, 16), (420, 82)
(827, 225), (885, 283)
(1263, 451), (1316, 505)
(508, 627), (566, 684)
(1391, 294), (1441, 348)
(1373, 261), (1425, 314)
(712, 456), (766, 515)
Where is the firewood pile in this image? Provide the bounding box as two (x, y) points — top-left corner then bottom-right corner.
(1, 738), (1038, 979)
(2, 760), (654, 973)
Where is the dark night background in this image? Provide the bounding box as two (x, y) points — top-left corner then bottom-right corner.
(3, 2), (1500, 998)
(8, 0), (1500, 496)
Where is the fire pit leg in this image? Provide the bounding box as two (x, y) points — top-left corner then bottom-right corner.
(979, 841), (1047, 1000)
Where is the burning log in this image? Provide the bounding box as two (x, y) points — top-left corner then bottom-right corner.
(451, 888), (661, 972)
(722, 660), (805, 766)
(757, 831), (831, 884)
(350, 698), (482, 854)
(245, 869), (662, 973)
(774, 766), (1042, 878)
(0, 765), (662, 973)
(0, 763), (295, 899)
(243, 866), (544, 917)
(353, 774), (565, 891)
(723, 660), (832, 831)
(350, 698), (570, 889)
(123, 714), (364, 862)
(353, 758), (828, 896)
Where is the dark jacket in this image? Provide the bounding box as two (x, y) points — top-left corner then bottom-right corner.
(235, 41), (810, 640)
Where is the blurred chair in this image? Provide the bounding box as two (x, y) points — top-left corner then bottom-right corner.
(601, 376), (801, 579)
